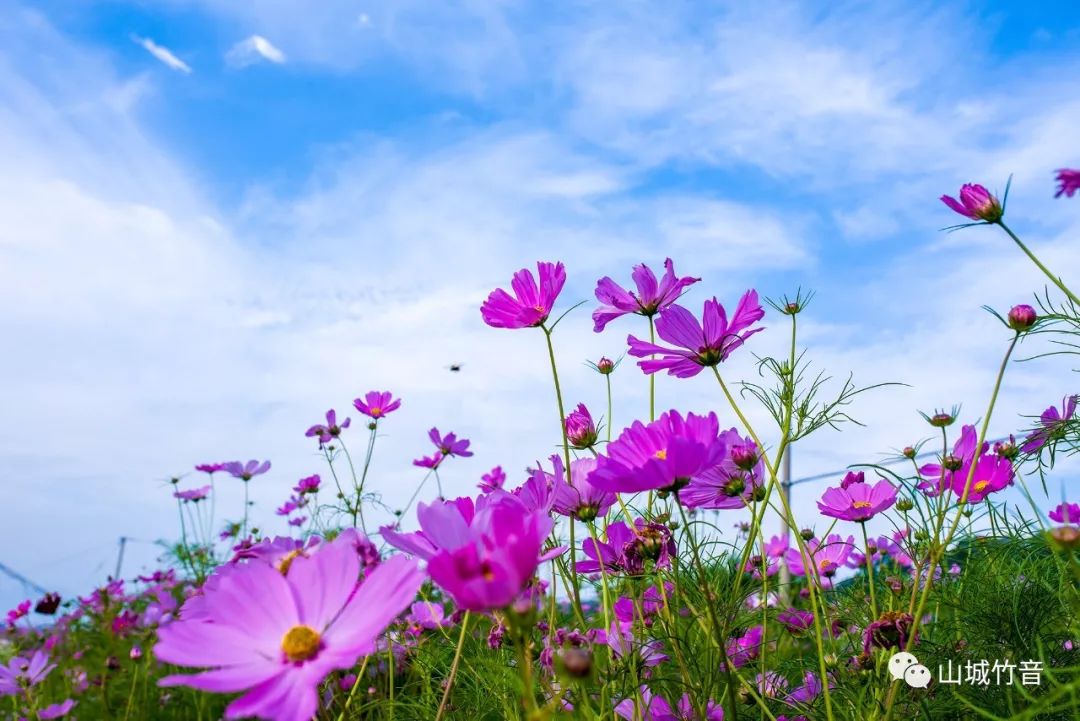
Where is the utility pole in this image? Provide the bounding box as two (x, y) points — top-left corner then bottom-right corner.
(113, 536), (127, 580)
(777, 446), (792, 605)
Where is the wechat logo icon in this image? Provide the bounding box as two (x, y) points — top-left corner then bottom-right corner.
(890, 652), (932, 689)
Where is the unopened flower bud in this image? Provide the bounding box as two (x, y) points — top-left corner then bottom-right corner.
(928, 412), (956, 428)
(1007, 304), (1037, 332)
(902, 446), (917, 459)
(896, 497), (914, 512)
(942, 454), (963, 471)
(751, 485), (767, 503)
(800, 528), (815, 542)
(596, 357), (615, 374)
(731, 444), (760, 471)
(1047, 525), (1080, 552)
(558, 647), (592, 679)
(129, 646), (142, 661)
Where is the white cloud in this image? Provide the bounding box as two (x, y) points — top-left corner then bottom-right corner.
(225, 34), (287, 68)
(132, 35), (192, 74)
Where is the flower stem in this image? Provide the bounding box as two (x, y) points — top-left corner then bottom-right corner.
(861, 521), (878, 618)
(999, 221), (1080, 306)
(648, 315), (656, 422)
(436, 612), (470, 721)
(882, 333), (1018, 721)
(606, 373), (613, 443)
(542, 324), (580, 613)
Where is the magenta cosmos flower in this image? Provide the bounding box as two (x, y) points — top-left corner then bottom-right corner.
(785, 535), (855, 580)
(174, 485), (211, 503)
(593, 258), (700, 333)
(590, 410), (728, 494)
(627, 292), (765, 378)
(222, 460), (271, 482)
(1055, 169), (1080, 198)
(940, 183), (1003, 222)
(478, 466), (506, 493)
(481, 261), (566, 329)
(564, 403), (599, 449)
(576, 519), (674, 576)
(550, 456), (616, 522)
(156, 535), (424, 721)
(1049, 502), (1080, 524)
(919, 424), (1013, 502)
(615, 687), (724, 721)
(195, 462), (227, 474)
(1022, 395), (1077, 453)
(305, 409), (350, 444)
(816, 477), (897, 522)
(680, 431), (764, 510)
(424, 494), (559, 611)
(353, 391), (401, 420)
(428, 427), (473, 458)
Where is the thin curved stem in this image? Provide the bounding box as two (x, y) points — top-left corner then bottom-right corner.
(999, 221), (1080, 306)
(436, 612), (470, 721)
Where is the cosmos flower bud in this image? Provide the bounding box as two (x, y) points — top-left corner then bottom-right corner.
(927, 411), (956, 428)
(130, 646), (143, 661)
(994, 437), (1019, 460)
(751, 485), (767, 503)
(885, 576), (903, 594)
(731, 444), (760, 471)
(558, 648), (592, 679)
(1007, 304), (1037, 331)
(940, 183), (1003, 223)
(597, 357), (615, 374)
(942, 454), (963, 471)
(799, 528), (815, 542)
(895, 497), (914, 512)
(1047, 525), (1080, 552)
(902, 446), (916, 459)
(564, 404), (598, 450)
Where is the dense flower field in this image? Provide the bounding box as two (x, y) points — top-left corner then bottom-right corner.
(4, 171), (1080, 720)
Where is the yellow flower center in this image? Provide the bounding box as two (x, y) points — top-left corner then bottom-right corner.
(534, 304), (546, 313)
(852, 501), (871, 509)
(277, 549), (306, 576)
(972, 480), (989, 493)
(370, 407), (382, 417)
(281, 625), (321, 662)
(654, 449), (668, 460)
(818, 559), (836, 574)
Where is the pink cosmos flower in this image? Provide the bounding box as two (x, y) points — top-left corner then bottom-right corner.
(478, 466), (507, 493)
(1055, 169), (1080, 199)
(6, 601), (30, 627)
(785, 535), (855, 580)
(427, 428), (473, 458)
(195, 462), (227, 474)
(785, 672), (825, 705)
(627, 291), (765, 378)
(39, 699), (76, 719)
(1049, 502), (1080, 524)
(155, 535), (424, 721)
(352, 391), (401, 420)
(614, 687), (724, 721)
(425, 494), (559, 611)
(576, 519), (674, 575)
(481, 261), (566, 329)
(839, 471), (864, 489)
(919, 424), (1014, 502)
(381, 496), (478, 560)
(222, 460), (271, 482)
(940, 183), (1003, 222)
(0, 650), (54, 694)
(412, 451), (443, 469)
(174, 485), (211, 503)
(606, 622), (668, 668)
(293, 475), (320, 495)
(564, 403), (599, 449)
(816, 478), (897, 522)
(550, 456), (616, 522)
(590, 411), (728, 494)
(680, 431), (764, 510)
(1022, 395), (1078, 453)
(593, 258), (700, 332)
(305, 409), (350, 444)
(725, 625), (764, 669)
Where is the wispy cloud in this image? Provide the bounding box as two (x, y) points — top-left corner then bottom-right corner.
(132, 35), (192, 74)
(225, 35), (287, 68)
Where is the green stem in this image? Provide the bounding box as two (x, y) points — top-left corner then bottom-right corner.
(882, 333), (1018, 721)
(435, 612), (470, 721)
(606, 373), (613, 443)
(861, 521), (878, 618)
(648, 315), (656, 422)
(542, 324), (579, 613)
(336, 655), (371, 721)
(999, 221), (1080, 306)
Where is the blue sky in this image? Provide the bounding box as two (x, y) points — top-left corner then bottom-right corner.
(2, 0), (1080, 607)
